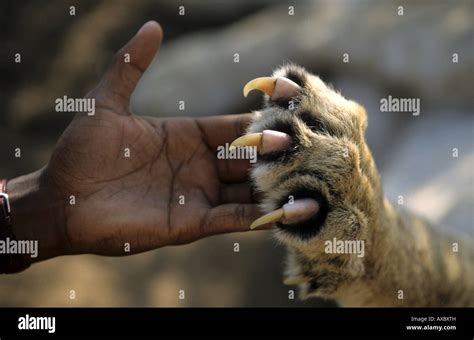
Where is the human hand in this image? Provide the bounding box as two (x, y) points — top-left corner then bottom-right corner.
(8, 21), (263, 263)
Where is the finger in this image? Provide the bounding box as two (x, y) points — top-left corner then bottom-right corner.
(216, 158), (253, 183)
(195, 113), (256, 183)
(195, 113), (253, 150)
(220, 182), (256, 204)
(202, 204), (272, 236)
(92, 21), (163, 114)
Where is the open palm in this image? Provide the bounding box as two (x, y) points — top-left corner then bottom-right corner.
(44, 22), (262, 256)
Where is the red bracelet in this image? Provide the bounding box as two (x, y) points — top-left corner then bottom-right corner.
(0, 178), (31, 274)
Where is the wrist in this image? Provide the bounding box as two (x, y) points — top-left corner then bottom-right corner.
(6, 169), (68, 265)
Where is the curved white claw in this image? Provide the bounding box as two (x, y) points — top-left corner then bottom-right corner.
(230, 130), (292, 155)
(250, 198), (320, 229)
(243, 76), (301, 101)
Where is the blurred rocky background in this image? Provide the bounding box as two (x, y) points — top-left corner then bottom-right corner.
(0, 0), (473, 306)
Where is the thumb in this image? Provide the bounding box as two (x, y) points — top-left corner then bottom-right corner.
(92, 21), (163, 114)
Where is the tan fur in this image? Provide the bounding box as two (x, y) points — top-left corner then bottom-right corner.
(248, 64), (474, 307)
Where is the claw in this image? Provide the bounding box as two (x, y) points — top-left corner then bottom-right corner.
(250, 208), (284, 229)
(243, 77), (276, 97)
(243, 76), (301, 100)
(250, 198), (320, 229)
(230, 132), (262, 148)
(230, 130), (292, 154)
